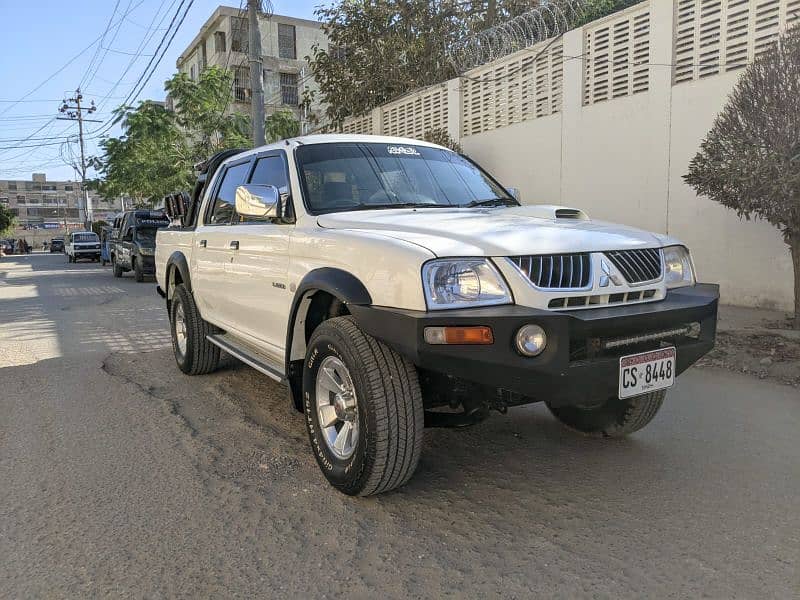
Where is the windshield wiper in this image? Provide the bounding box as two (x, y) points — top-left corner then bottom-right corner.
(350, 202), (454, 211)
(463, 197), (518, 208)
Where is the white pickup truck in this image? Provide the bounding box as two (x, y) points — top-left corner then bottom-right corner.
(156, 134), (718, 496)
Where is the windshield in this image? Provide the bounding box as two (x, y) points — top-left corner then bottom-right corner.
(73, 233), (98, 243)
(134, 228), (158, 246)
(295, 142), (516, 214)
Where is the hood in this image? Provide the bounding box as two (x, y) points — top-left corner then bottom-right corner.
(317, 205), (665, 257)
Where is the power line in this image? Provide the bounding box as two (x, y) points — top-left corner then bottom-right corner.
(0, 0), (146, 117)
(87, 0), (197, 139)
(79, 0), (123, 90)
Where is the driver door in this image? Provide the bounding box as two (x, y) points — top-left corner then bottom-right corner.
(191, 158), (253, 328)
(223, 151), (293, 356)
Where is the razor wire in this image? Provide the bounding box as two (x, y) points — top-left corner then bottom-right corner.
(447, 0), (587, 73)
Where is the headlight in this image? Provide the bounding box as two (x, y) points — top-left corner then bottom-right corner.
(422, 258), (512, 309)
(662, 245), (695, 289)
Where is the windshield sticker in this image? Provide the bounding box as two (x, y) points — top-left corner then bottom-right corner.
(387, 145), (420, 156)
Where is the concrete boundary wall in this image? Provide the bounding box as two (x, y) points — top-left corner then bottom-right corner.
(340, 0), (798, 310)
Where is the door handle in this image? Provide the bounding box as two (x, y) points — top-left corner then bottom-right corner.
(229, 240), (240, 250)
(198, 239), (207, 248)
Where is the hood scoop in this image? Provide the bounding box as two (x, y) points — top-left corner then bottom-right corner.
(519, 204), (590, 221)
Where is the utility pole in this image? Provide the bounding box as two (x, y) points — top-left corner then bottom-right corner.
(248, 0), (266, 146)
(58, 89), (100, 229)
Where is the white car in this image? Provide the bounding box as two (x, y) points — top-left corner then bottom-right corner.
(65, 231), (101, 263)
(156, 134), (719, 496)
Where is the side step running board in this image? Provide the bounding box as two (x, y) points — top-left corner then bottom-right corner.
(207, 333), (286, 383)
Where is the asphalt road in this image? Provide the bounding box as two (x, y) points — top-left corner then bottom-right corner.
(1, 253), (798, 599)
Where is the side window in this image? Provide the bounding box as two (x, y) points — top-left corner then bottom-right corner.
(240, 155), (289, 223)
(208, 161), (251, 225)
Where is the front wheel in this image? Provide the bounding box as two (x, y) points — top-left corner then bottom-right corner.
(112, 257), (123, 278)
(133, 258), (144, 282)
(546, 390), (666, 438)
(303, 316), (424, 496)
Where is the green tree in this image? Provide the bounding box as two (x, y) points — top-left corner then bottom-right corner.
(91, 220), (110, 236)
(685, 26), (800, 328)
(423, 128), (463, 153)
(93, 66), (250, 205)
(265, 109), (300, 143)
(307, 0), (641, 127)
(0, 204), (16, 238)
(574, 0), (642, 26)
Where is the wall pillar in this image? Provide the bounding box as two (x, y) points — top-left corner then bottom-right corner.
(447, 77), (462, 142)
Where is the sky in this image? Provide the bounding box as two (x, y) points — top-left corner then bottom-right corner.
(0, 0), (321, 182)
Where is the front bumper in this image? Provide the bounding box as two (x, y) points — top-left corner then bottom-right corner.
(350, 284), (719, 406)
(73, 247), (101, 257)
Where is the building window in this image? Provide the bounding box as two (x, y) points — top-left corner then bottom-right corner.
(200, 40), (207, 69)
(329, 44), (347, 62)
(0, 197), (8, 205)
(231, 16), (248, 53)
(234, 66), (251, 102)
(17, 195), (26, 205)
(278, 23), (296, 59)
(190, 65), (196, 81)
(214, 31), (226, 53)
(8, 182), (16, 191)
(64, 184), (73, 191)
(280, 72), (298, 105)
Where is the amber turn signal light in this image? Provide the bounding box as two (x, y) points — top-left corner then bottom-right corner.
(423, 326), (494, 345)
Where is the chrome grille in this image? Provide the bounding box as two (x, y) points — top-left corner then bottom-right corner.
(604, 248), (662, 284)
(510, 253), (591, 289)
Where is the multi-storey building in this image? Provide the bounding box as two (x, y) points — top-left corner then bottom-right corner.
(175, 6), (328, 130)
(0, 173), (122, 228)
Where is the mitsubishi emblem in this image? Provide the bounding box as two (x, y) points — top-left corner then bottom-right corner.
(599, 259), (622, 287)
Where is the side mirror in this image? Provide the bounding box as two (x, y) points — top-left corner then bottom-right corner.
(507, 187), (521, 202)
(235, 184), (280, 218)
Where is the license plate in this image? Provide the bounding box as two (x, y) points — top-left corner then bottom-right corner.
(618, 347), (676, 399)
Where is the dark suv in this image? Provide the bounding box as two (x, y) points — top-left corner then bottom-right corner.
(110, 210), (170, 281)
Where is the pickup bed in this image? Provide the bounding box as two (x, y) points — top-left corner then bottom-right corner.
(156, 134), (718, 496)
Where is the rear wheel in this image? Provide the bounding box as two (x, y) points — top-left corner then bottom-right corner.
(546, 390), (666, 437)
(303, 316), (424, 496)
(169, 283), (220, 375)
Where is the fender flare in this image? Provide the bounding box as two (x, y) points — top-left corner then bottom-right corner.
(165, 251), (192, 298)
(284, 267), (372, 379)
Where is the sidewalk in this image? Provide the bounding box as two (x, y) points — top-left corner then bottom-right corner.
(699, 305), (800, 387)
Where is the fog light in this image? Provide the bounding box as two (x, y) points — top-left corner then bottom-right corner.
(515, 324), (547, 356)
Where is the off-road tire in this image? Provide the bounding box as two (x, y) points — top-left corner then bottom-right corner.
(112, 257), (123, 278)
(170, 283), (220, 375)
(546, 390), (666, 438)
(303, 316), (424, 496)
(133, 257), (144, 282)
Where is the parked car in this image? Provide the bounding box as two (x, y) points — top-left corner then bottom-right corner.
(156, 134), (719, 496)
(65, 231), (101, 262)
(0, 239), (13, 255)
(110, 209), (170, 281)
(49, 237), (65, 253)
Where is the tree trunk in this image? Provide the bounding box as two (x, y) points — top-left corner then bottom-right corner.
(791, 231), (800, 330)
